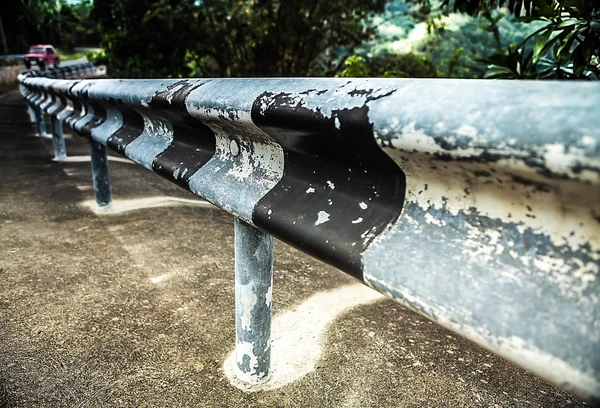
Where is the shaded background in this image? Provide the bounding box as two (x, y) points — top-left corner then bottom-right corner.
(0, 0), (598, 80)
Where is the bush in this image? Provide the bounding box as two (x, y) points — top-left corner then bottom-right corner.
(336, 52), (438, 78)
(336, 56), (370, 77)
(87, 50), (108, 66)
(371, 52), (438, 77)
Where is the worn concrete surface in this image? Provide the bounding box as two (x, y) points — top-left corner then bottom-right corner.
(0, 90), (591, 407)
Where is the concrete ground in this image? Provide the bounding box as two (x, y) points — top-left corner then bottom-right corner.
(0, 90), (591, 407)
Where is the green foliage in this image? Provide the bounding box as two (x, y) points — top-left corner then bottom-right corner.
(68, 0), (101, 48)
(481, 0), (600, 79)
(411, 0), (600, 79)
(336, 52), (438, 78)
(526, 0), (598, 78)
(190, 0), (386, 77)
(19, 0), (65, 45)
(87, 50), (108, 66)
(444, 47), (465, 77)
(91, 0), (197, 78)
(89, 0), (386, 78)
(1, 0), (100, 53)
(370, 52), (438, 77)
(480, 8), (505, 49)
(412, 15), (509, 79)
(440, 0), (536, 17)
(482, 44), (541, 78)
(55, 49), (87, 61)
(364, 2), (536, 79)
(8, 0), (596, 81)
(336, 56), (370, 77)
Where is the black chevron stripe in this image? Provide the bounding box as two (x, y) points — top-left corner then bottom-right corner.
(250, 90), (406, 280)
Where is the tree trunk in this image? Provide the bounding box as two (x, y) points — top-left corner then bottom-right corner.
(0, 12), (9, 54)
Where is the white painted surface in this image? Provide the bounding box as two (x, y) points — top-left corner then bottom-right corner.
(59, 155), (133, 164)
(315, 211), (330, 226)
(223, 283), (384, 391)
(79, 196), (213, 215)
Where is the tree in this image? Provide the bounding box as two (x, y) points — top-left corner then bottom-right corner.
(19, 0), (68, 46)
(410, 0), (600, 79)
(91, 0), (197, 78)
(188, 0), (387, 77)
(0, 0), (100, 54)
(69, 0), (101, 48)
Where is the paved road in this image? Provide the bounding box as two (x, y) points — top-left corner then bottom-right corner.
(61, 56), (89, 66)
(0, 56), (88, 72)
(74, 47), (102, 53)
(0, 90), (591, 407)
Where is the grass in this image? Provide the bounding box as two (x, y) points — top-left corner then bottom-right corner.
(56, 49), (88, 61)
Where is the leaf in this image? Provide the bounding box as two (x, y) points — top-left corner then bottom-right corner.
(556, 28), (579, 60)
(532, 0), (556, 18)
(517, 22), (552, 49)
(533, 27), (572, 62)
(532, 28), (563, 61)
(561, 0), (584, 10)
(572, 42), (587, 76)
(556, 18), (580, 29)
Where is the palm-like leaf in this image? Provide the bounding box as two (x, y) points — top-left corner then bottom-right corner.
(439, 0), (542, 17)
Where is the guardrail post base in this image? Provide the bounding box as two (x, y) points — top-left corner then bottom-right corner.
(89, 140), (112, 210)
(34, 106), (46, 137)
(234, 218), (273, 385)
(50, 117), (67, 161)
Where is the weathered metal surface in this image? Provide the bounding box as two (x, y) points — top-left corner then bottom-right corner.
(234, 218), (274, 384)
(89, 140), (112, 209)
(50, 116), (67, 161)
(18, 75), (600, 402)
(33, 104), (46, 137)
(0, 54), (24, 60)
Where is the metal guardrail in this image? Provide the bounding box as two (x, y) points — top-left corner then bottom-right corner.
(0, 54), (24, 60)
(17, 67), (600, 402)
(18, 62), (104, 79)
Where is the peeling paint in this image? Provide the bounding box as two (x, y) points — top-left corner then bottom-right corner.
(315, 211), (330, 226)
(239, 283), (258, 331)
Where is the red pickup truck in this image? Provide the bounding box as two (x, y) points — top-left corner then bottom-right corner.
(23, 45), (60, 70)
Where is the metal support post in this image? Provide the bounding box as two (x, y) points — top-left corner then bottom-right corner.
(26, 101), (36, 123)
(234, 218), (274, 385)
(34, 105), (46, 137)
(89, 140), (112, 209)
(50, 117), (67, 161)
